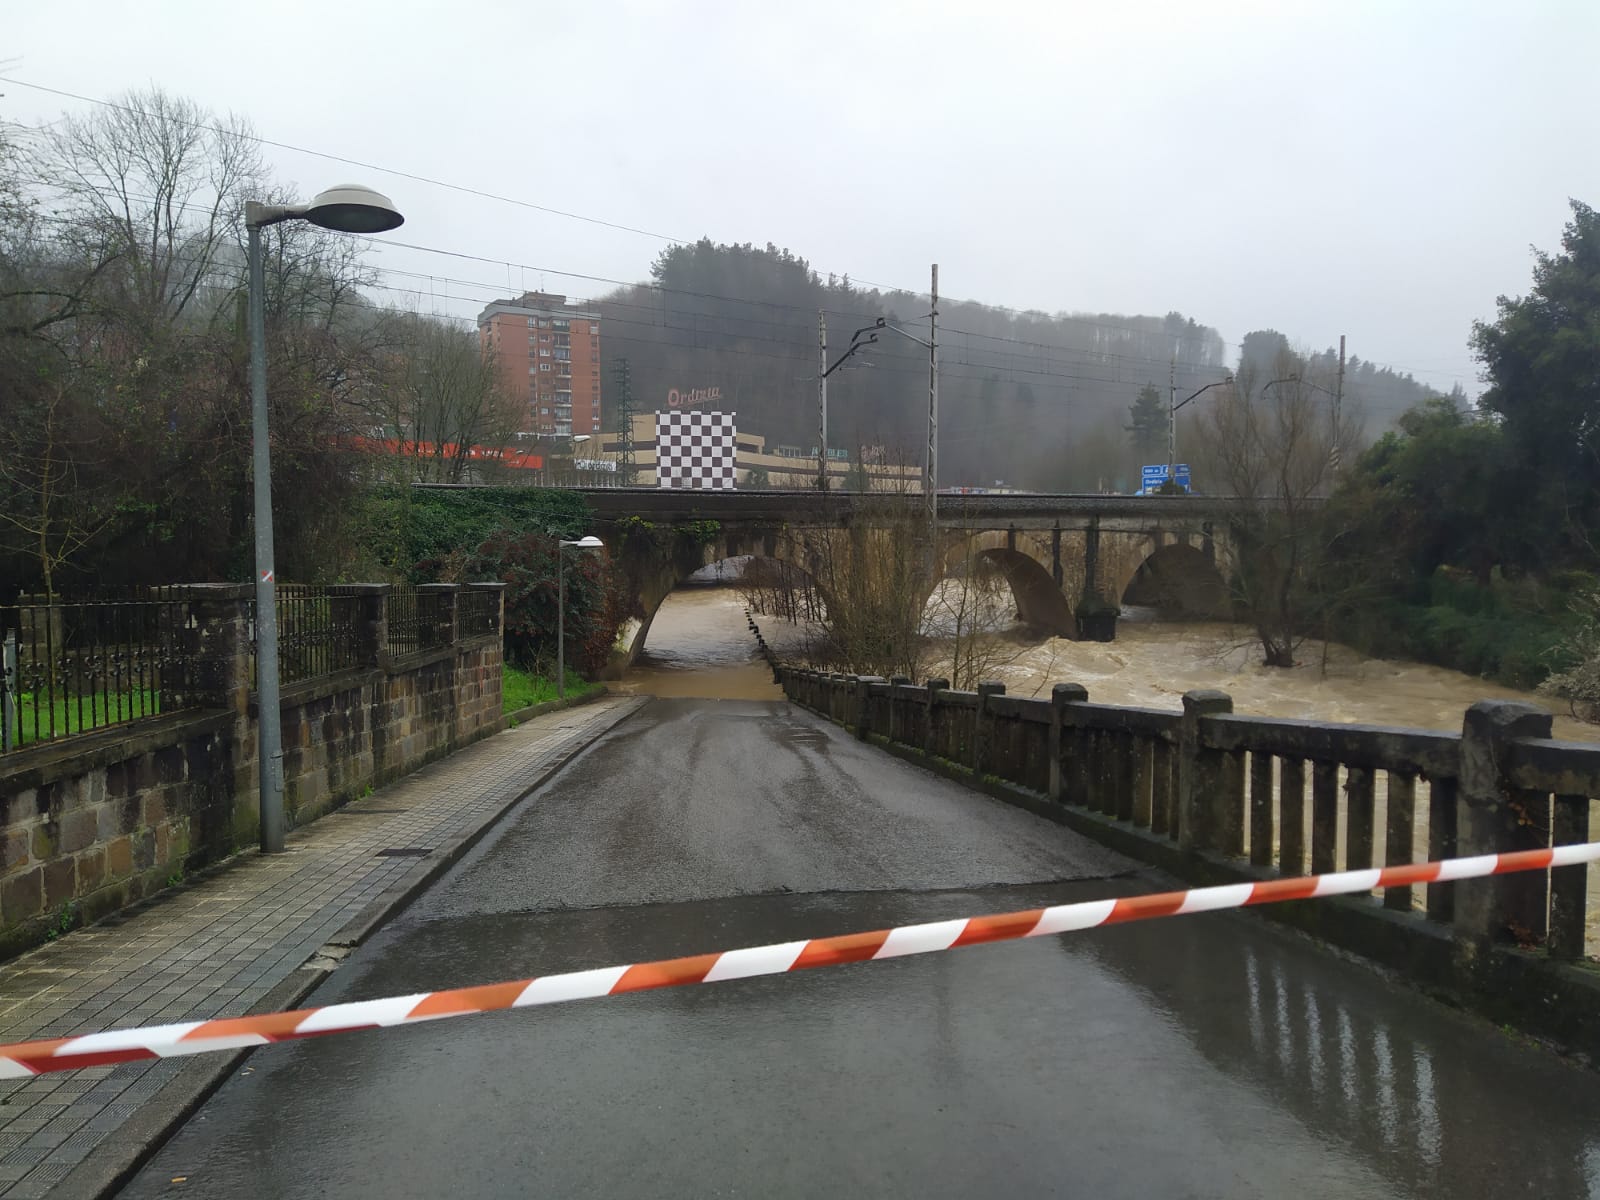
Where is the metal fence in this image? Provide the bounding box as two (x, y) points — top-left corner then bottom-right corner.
(1, 594), (196, 752)
(273, 585), (364, 684)
(3, 584), (503, 754)
(458, 588), (500, 640)
(386, 588), (424, 658)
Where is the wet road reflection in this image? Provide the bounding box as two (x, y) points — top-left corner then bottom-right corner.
(121, 699), (1600, 1199)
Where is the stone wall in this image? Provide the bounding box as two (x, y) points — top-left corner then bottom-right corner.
(0, 583), (505, 957)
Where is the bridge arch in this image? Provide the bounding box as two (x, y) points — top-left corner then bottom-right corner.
(1117, 538), (1231, 618)
(935, 531), (1075, 637)
(619, 545), (825, 670)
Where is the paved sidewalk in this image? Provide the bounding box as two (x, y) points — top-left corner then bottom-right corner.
(0, 695), (646, 1199)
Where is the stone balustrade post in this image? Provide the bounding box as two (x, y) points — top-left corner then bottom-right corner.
(855, 676), (884, 739)
(974, 681), (1005, 774)
(1179, 690), (1233, 853)
(1048, 683), (1088, 803)
(924, 678), (949, 757)
(1455, 700), (1554, 946)
(888, 675), (911, 743)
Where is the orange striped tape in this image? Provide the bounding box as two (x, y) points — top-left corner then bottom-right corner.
(2, 843), (1593, 1077)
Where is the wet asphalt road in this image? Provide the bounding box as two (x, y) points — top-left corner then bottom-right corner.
(123, 699), (1600, 1199)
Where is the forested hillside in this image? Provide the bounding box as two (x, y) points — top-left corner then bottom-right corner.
(595, 240), (1440, 491)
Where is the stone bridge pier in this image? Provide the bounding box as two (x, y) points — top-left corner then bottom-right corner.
(588, 495), (1237, 669)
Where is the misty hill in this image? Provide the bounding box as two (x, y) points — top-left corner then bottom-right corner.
(596, 240), (1442, 491)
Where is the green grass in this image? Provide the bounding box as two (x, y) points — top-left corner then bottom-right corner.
(6, 690), (162, 747)
(502, 665), (602, 714)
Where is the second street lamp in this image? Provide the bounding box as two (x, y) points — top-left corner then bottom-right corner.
(246, 183), (402, 854)
(557, 536), (604, 699)
(1168, 375), (1233, 477)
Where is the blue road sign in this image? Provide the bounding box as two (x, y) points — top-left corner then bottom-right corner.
(1140, 464), (1192, 493)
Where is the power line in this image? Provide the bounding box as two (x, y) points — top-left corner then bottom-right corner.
(1, 78), (688, 245)
(4, 80), (1254, 344)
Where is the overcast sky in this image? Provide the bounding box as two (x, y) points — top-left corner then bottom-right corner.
(8, 0), (1599, 396)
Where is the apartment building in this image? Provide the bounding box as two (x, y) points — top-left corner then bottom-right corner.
(477, 291), (602, 439)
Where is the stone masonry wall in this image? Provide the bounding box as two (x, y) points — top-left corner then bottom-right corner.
(0, 582), (506, 958)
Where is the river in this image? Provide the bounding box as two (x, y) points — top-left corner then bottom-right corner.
(625, 584), (1592, 741)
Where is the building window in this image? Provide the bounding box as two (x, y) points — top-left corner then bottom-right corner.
(527, 317), (535, 329)
(540, 349), (551, 357)
(540, 363), (552, 372)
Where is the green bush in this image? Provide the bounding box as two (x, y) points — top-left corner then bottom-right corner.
(350, 486), (593, 583)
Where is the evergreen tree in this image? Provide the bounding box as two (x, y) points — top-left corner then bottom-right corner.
(1471, 199), (1600, 557)
(1126, 384), (1166, 460)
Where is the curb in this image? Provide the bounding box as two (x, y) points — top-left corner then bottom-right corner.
(52, 695), (648, 1200)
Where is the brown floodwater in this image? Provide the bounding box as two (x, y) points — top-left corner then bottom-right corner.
(625, 584), (1595, 738)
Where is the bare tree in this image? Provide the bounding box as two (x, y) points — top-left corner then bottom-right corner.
(922, 539), (1032, 690)
(373, 315), (521, 483)
(0, 382), (118, 601)
(1193, 350), (1360, 667)
(44, 87), (261, 332)
(786, 494), (929, 678)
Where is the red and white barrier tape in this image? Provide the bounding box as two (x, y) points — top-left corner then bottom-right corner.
(4, 842), (1596, 1077)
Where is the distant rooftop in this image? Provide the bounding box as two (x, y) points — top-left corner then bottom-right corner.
(477, 290), (601, 325)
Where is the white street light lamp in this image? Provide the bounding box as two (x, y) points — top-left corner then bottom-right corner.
(557, 536), (605, 698)
(246, 183), (402, 854)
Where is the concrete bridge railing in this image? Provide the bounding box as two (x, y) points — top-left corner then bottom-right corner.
(780, 667), (1600, 1059)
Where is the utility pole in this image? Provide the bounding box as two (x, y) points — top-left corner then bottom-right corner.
(1332, 334), (1345, 474)
(1167, 356), (1177, 474)
(817, 309), (828, 492)
(927, 264), (939, 558)
(612, 357), (635, 485)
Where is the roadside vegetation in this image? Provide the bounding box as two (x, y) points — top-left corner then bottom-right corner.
(502, 665), (603, 714)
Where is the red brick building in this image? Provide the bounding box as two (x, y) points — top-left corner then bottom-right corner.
(477, 292), (601, 440)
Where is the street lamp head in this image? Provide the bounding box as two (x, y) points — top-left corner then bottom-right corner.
(572, 434), (592, 444)
(302, 183), (405, 234)
(559, 535), (605, 550)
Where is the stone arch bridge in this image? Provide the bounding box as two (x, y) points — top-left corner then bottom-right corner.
(573, 490), (1245, 667)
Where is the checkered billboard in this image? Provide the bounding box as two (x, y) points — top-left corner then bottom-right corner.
(655, 411), (737, 490)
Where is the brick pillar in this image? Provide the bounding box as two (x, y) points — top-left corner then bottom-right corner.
(417, 583), (460, 649)
(175, 584), (253, 714)
(341, 584), (391, 670)
(1455, 700), (1553, 946)
(1179, 690), (1233, 853)
(466, 581), (508, 641)
(1048, 683), (1088, 803)
(974, 681), (1005, 774)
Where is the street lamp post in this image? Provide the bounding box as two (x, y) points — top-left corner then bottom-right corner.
(246, 184), (402, 853)
(557, 535), (604, 698)
(870, 262), (939, 558)
(1262, 374), (1343, 473)
(1168, 375), (1234, 477)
